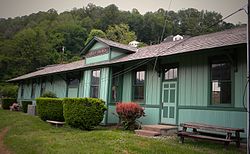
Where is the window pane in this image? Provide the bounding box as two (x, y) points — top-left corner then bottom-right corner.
(135, 71), (145, 84)
(91, 70), (100, 85)
(90, 70), (100, 98)
(112, 76), (119, 102)
(40, 81), (46, 95)
(68, 79), (79, 88)
(212, 81), (231, 104)
(164, 68), (178, 80)
(134, 86), (144, 100)
(212, 63), (231, 80)
(90, 86), (99, 98)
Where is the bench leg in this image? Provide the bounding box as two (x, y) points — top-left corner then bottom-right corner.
(235, 132), (240, 148)
(224, 141), (230, 149)
(180, 137), (184, 143)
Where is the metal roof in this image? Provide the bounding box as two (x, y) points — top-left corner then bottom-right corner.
(8, 26), (247, 82)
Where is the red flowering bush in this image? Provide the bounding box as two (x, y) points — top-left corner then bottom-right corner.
(116, 102), (145, 130)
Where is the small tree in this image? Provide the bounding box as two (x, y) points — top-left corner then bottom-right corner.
(116, 102), (145, 130)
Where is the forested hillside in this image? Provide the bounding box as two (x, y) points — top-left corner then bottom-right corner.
(0, 3), (238, 96)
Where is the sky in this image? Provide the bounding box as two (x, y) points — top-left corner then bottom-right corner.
(0, 0), (247, 24)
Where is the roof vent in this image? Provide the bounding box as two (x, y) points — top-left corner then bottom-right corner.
(173, 35), (183, 41)
(129, 40), (139, 48)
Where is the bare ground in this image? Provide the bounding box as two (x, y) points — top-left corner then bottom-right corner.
(0, 127), (11, 154)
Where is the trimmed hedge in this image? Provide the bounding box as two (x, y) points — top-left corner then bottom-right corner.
(1, 98), (16, 110)
(36, 98), (64, 121)
(63, 98), (107, 130)
(21, 101), (32, 113)
(41, 91), (57, 98)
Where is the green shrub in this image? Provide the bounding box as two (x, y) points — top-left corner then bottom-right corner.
(63, 98), (107, 130)
(36, 98), (64, 121)
(1, 98), (16, 109)
(21, 101), (32, 113)
(0, 84), (18, 98)
(41, 91), (57, 98)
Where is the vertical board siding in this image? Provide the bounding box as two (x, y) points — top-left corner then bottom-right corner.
(146, 64), (161, 105)
(122, 71), (132, 102)
(83, 70), (91, 97)
(68, 88), (78, 98)
(178, 109), (247, 137)
(100, 67), (109, 102)
(235, 48), (247, 107)
(78, 72), (84, 98)
(139, 108), (160, 124)
(53, 75), (67, 98)
(178, 54), (208, 107)
(35, 82), (41, 98)
(23, 82), (31, 99)
(89, 42), (107, 51)
(107, 105), (119, 124)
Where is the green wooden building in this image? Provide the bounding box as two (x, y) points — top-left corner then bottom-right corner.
(9, 26), (247, 136)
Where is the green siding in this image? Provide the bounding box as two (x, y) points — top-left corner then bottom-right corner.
(45, 80), (53, 92)
(83, 70), (91, 97)
(89, 42), (107, 51)
(122, 71), (132, 102)
(53, 75), (67, 98)
(178, 109), (247, 137)
(78, 72), (84, 98)
(85, 53), (109, 64)
(68, 88), (78, 98)
(107, 105), (119, 124)
(100, 67), (109, 102)
(145, 64), (161, 105)
(111, 51), (126, 59)
(139, 108), (160, 124)
(35, 82), (41, 98)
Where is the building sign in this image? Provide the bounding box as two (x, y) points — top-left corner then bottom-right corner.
(85, 48), (109, 58)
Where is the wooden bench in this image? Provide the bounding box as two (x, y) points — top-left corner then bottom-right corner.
(46, 120), (65, 127)
(177, 122), (244, 148)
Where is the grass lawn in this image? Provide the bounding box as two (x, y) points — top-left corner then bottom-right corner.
(0, 109), (246, 154)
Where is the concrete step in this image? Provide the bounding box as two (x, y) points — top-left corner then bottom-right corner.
(135, 130), (161, 137)
(142, 125), (178, 136)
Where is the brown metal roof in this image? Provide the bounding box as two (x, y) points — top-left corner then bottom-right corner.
(8, 26), (246, 82)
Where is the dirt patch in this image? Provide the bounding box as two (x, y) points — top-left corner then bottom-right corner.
(0, 127), (12, 154)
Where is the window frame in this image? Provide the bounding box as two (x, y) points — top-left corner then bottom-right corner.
(163, 65), (179, 81)
(209, 56), (234, 107)
(90, 69), (101, 98)
(132, 70), (146, 103)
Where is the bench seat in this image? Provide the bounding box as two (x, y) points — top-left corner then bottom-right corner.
(178, 131), (232, 143)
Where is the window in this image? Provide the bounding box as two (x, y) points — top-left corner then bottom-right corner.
(68, 77), (80, 88)
(112, 76), (120, 102)
(133, 70), (145, 101)
(164, 67), (178, 80)
(211, 57), (232, 105)
(21, 83), (24, 98)
(31, 81), (36, 98)
(90, 70), (100, 98)
(40, 80), (46, 96)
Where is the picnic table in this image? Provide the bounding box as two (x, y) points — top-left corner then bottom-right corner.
(177, 122), (244, 148)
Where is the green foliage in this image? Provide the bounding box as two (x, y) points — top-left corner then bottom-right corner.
(0, 83), (18, 98)
(0, 4), (236, 84)
(106, 24), (137, 44)
(63, 98), (107, 130)
(85, 29), (106, 45)
(21, 101), (32, 113)
(36, 98), (64, 121)
(41, 91), (57, 98)
(1, 98), (16, 109)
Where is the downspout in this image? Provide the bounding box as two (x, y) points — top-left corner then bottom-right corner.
(247, 2), (250, 153)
